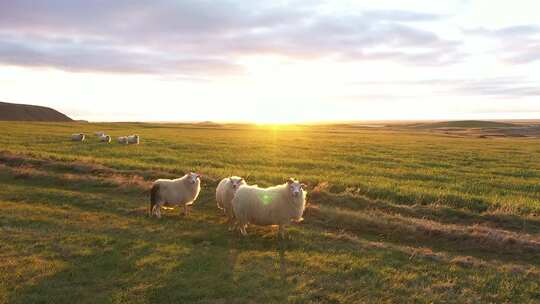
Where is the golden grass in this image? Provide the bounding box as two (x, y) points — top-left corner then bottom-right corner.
(1, 122), (540, 303)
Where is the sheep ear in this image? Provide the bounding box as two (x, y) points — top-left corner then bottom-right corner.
(287, 178), (294, 184)
(229, 177), (233, 182)
(301, 183), (307, 189)
(240, 178), (244, 183)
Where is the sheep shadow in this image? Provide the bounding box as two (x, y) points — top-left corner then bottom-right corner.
(144, 234), (295, 303)
(8, 240), (150, 304)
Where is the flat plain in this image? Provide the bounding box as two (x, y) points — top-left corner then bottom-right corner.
(1, 121), (540, 303)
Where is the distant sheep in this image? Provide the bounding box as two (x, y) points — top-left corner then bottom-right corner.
(99, 134), (111, 143)
(71, 133), (85, 141)
(150, 172), (202, 218)
(117, 136), (129, 144)
(95, 131), (105, 137)
(127, 134), (139, 144)
(232, 178), (307, 238)
(216, 176), (246, 230)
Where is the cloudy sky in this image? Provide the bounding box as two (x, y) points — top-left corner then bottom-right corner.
(0, 0), (539, 122)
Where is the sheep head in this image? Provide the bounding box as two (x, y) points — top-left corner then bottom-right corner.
(187, 172), (201, 184)
(287, 178), (306, 197)
(229, 177), (246, 191)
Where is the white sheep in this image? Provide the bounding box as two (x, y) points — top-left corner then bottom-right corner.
(232, 178), (307, 238)
(127, 134), (140, 144)
(71, 133), (85, 141)
(150, 172), (202, 218)
(117, 136), (129, 144)
(95, 131), (105, 137)
(216, 176), (246, 229)
(99, 134), (112, 143)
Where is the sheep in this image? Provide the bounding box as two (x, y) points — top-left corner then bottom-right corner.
(232, 178), (307, 238)
(216, 176), (246, 230)
(117, 136), (129, 144)
(95, 131), (105, 137)
(71, 133), (85, 141)
(99, 134), (111, 143)
(127, 134), (140, 144)
(150, 172), (202, 218)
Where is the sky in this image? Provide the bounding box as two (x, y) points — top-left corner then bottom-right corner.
(0, 0), (539, 123)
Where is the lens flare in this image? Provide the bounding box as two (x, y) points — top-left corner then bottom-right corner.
(259, 193), (275, 205)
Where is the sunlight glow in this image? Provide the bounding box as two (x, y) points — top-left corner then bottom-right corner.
(1, 1), (540, 122)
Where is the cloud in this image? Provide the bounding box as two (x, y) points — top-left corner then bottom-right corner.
(466, 25), (540, 64)
(361, 9), (444, 22)
(447, 78), (540, 97)
(0, 1), (461, 75)
(348, 77), (540, 98)
(0, 34), (242, 75)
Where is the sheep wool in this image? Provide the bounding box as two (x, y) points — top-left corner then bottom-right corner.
(232, 178), (307, 237)
(71, 133), (85, 141)
(117, 136), (129, 144)
(127, 135), (140, 144)
(216, 176), (246, 229)
(150, 172), (201, 218)
(99, 134), (111, 143)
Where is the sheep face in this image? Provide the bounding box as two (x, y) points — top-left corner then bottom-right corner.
(287, 178), (306, 197)
(188, 172), (201, 184)
(229, 177), (245, 191)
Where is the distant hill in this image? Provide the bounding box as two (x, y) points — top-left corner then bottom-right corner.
(0, 101), (72, 122)
(410, 120), (517, 129)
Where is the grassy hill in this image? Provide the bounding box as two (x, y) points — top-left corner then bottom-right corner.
(0, 101), (72, 122)
(1, 122), (539, 303)
(410, 120), (517, 129)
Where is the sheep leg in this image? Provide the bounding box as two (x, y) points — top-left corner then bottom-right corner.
(183, 204), (189, 216)
(278, 225), (287, 239)
(239, 224), (248, 236)
(226, 209), (236, 231)
(227, 218), (236, 231)
(152, 204), (162, 219)
(228, 218), (238, 232)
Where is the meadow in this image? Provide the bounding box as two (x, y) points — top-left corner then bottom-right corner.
(1, 121), (539, 303)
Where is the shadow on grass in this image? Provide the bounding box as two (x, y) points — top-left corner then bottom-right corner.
(311, 189), (540, 235)
(6, 222), (297, 303)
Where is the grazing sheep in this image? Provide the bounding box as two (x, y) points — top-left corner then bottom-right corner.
(95, 131), (105, 137)
(127, 134), (140, 144)
(99, 134), (111, 143)
(232, 178), (307, 238)
(216, 176), (246, 230)
(71, 133), (85, 141)
(117, 136), (129, 144)
(150, 172), (202, 218)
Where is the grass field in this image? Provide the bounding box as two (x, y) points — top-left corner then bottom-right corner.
(1, 121), (540, 303)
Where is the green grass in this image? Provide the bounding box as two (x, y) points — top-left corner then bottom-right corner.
(1, 121), (540, 303)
